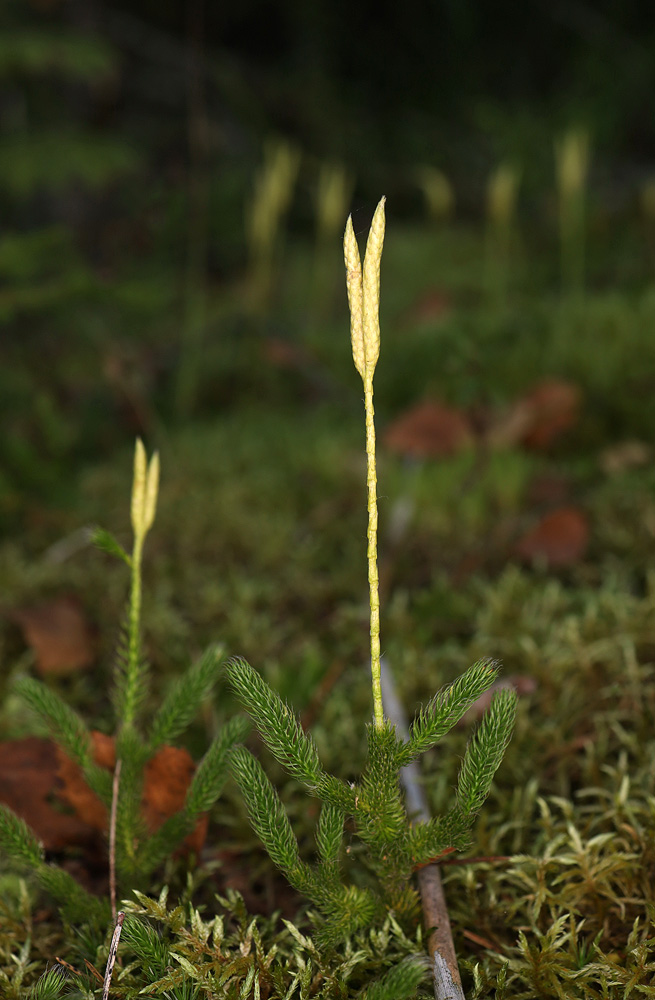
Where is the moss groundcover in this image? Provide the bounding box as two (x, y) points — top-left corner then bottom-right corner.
(2, 213), (655, 999)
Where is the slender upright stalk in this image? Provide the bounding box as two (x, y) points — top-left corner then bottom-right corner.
(123, 535), (143, 729)
(344, 198), (386, 728)
(121, 440), (159, 730)
(555, 128), (589, 300)
(380, 661), (465, 999)
(109, 759), (122, 920)
(485, 162), (520, 311)
(102, 911), (125, 1000)
(364, 369), (382, 727)
(247, 141), (300, 312)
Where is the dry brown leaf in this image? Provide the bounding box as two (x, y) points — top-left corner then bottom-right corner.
(514, 506), (589, 568)
(12, 595), (96, 676)
(143, 746), (208, 853)
(384, 400), (474, 458)
(0, 737), (96, 850)
(486, 379), (581, 451)
(518, 379), (581, 450)
(56, 732), (207, 854)
(55, 733), (111, 832)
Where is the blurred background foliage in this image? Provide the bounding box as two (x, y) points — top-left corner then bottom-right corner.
(2, 0), (655, 749)
(3, 0), (655, 532)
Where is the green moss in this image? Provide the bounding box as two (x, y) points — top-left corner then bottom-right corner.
(4, 204), (655, 993)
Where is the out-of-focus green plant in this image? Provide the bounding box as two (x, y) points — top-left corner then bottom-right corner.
(246, 139), (301, 309)
(415, 166), (455, 224)
(485, 161), (521, 310)
(226, 198), (517, 947)
(0, 29), (137, 199)
(311, 161), (354, 316)
(555, 127), (589, 299)
(0, 22), (145, 524)
(315, 162), (354, 247)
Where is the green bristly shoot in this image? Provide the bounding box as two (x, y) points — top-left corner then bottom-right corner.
(0, 440), (247, 928)
(226, 197), (518, 946)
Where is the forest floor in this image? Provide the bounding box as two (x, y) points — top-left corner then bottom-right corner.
(2, 218), (655, 998)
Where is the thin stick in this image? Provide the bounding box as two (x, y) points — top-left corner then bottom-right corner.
(109, 758), (122, 920)
(54, 957), (82, 976)
(84, 959), (105, 984)
(102, 911), (125, 1000)
(380, 659), (465, 1000)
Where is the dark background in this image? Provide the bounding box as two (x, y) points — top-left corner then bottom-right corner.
(3, 0), (655, 525)
(7, 0), (655, 207)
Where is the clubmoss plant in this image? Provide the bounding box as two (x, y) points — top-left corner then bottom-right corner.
(26, 968), (69, 1000)
(97, 886), (432, 999)
(555, 127), (589, 299)
(415, 166), (455, 225)
(0, 440), (248, 926)
(485, 162), (520, 310)
(225, 197), (517, 947)
(316, 162), (354, 249)
(246, 139), (300, 310)
(312, 161), (354, 320)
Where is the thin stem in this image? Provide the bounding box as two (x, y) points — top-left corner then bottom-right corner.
(102, 911), (125, 1000)
(380, 660), (465, 1000)
(109, 758), (122, 920)
(364, 370), (383, 728)
(123, 535), (143, 729)
(560, 190), (585, 298)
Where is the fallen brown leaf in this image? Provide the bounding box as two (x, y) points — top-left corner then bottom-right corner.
(384, 400), (474, 458)
(55, 733), (111, 832)
(0, 737), (96, 850)
(143, 745), (208, 853)
(514, 506), (589, 568)
(486, 379), (581, 451)
(518, 379), (581, 450)
(11, 595), (96, 676)
(56, 732), (207, 854)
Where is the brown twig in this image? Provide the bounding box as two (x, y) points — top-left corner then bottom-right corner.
(380, 659), (466, 1000)
(84, 959), (105, 984)
(102, 911), (125, 1000)
(109, 758), (122, 920)
(54, 957), (82, 977)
